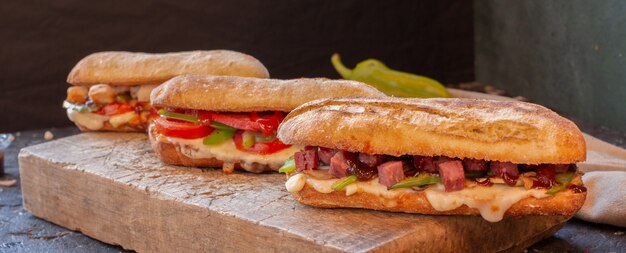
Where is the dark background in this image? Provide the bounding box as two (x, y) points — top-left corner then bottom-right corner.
(0, 0), (474, 132)
(475, 0), (626, 133)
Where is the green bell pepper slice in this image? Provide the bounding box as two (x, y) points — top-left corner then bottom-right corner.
(203, 129), (236, 145)
(332, 175), (358, 191)
(157, 109), (199, 123)
(389, 174), (441, 189)
(331, 53), (451, 98)
(210, 121), (237, 131)
(546, 172), (575, 195)
(278, 157), (296, 173)
(242, 131), (256, 148)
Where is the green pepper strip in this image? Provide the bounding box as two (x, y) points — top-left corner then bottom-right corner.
(278, 157), (296, 173)
(62, 101), (99, 113)
(546, 172), (575, 195)
(157, 109), (199, 123)
(331, 53), (451, 98)
(210, 121), (236, 131)
(203, 129), (236, 145)
(242, 131), (256, 148)
(389, 174), (441, 190)
(332, 175), (358, 191)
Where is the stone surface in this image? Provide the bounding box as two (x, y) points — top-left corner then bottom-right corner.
(17, 133), (567, 252)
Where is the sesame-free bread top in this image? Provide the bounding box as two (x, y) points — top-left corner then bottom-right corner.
(150, 75), (386, 112)
(277, 97), (586, 164)
(67, 50), (270, 86)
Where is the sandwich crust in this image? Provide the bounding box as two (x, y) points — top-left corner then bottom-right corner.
(277, 97), (586, 164)
(67, 50), (270, 86)
(150, 75), (386, 112)
(290, 174), (586, 218)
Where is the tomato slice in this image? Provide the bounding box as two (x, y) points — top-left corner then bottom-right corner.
(154, 117), (213, 139)
(233, 130), (291, 155)
(197, 111), (285, 135)
(94, 102), (135, 116)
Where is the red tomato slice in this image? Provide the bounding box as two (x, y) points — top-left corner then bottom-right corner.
(233, 131), (291, 155)
(154, 117), (213, 139)
(94, 102), (135, 116)
(197, 111), (285, 135)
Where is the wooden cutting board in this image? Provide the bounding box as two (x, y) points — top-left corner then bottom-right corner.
(19, 133), (570, 253)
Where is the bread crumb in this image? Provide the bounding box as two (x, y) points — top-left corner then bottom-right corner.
(44, 131), (54, 141)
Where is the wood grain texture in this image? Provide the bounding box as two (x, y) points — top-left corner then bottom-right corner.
(19, 133), (570, 253)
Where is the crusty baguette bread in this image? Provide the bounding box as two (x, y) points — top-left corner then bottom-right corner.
(67, 50), (270, 86)
(148, 124), (271, 171)
(289, 174), (586, 217)
(277, 97), (586, 164)
(150, 75), (386, 112)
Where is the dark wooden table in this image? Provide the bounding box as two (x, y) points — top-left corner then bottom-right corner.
(1, 127), (625, 252)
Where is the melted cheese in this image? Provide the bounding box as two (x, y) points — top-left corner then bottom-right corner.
(292, 173), (549, 222)
(165, 136), (302, 172)
(66, 108), (109, 130)
(424, 184), (548, 222)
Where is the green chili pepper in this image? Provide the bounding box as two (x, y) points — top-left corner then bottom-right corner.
(242, 131), (256, 148)
(332, 175), (358, 191)
(331, 53), (451, 98)
(203, 129), (236, 145)
(158, 109), (199, 123)
(210, 121), (237, 131)
(279, 157), (296, 173)
(546, 172), (575, 195)
(389, 174), (441, 189)
(62, 101), (100, 113)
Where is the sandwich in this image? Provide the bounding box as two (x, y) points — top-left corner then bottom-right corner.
(277, 97), (587, 222)
(148, 75), (385, 173)
(63, 50), (269, 132)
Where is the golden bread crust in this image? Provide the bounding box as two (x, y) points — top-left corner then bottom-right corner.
(277, 97), (586, 164)
(67, 50), (270, 86)
(290, 174), (586, 217)
(150, 75), (386, 112)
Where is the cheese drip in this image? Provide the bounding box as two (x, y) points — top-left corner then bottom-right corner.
(66, 108), (109, 130)
(164, 135), (301, 172)
(288, 174), (549, 222)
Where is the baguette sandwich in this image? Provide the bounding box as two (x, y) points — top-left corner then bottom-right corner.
(63, 50), (269, 132)
(148, 75), (385, 173)
(277, 97), (587, 222)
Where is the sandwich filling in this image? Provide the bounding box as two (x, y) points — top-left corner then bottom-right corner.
(152, 108), (299, 173)
(64, 84), (158, 131)
(281, 146), (586, 222)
